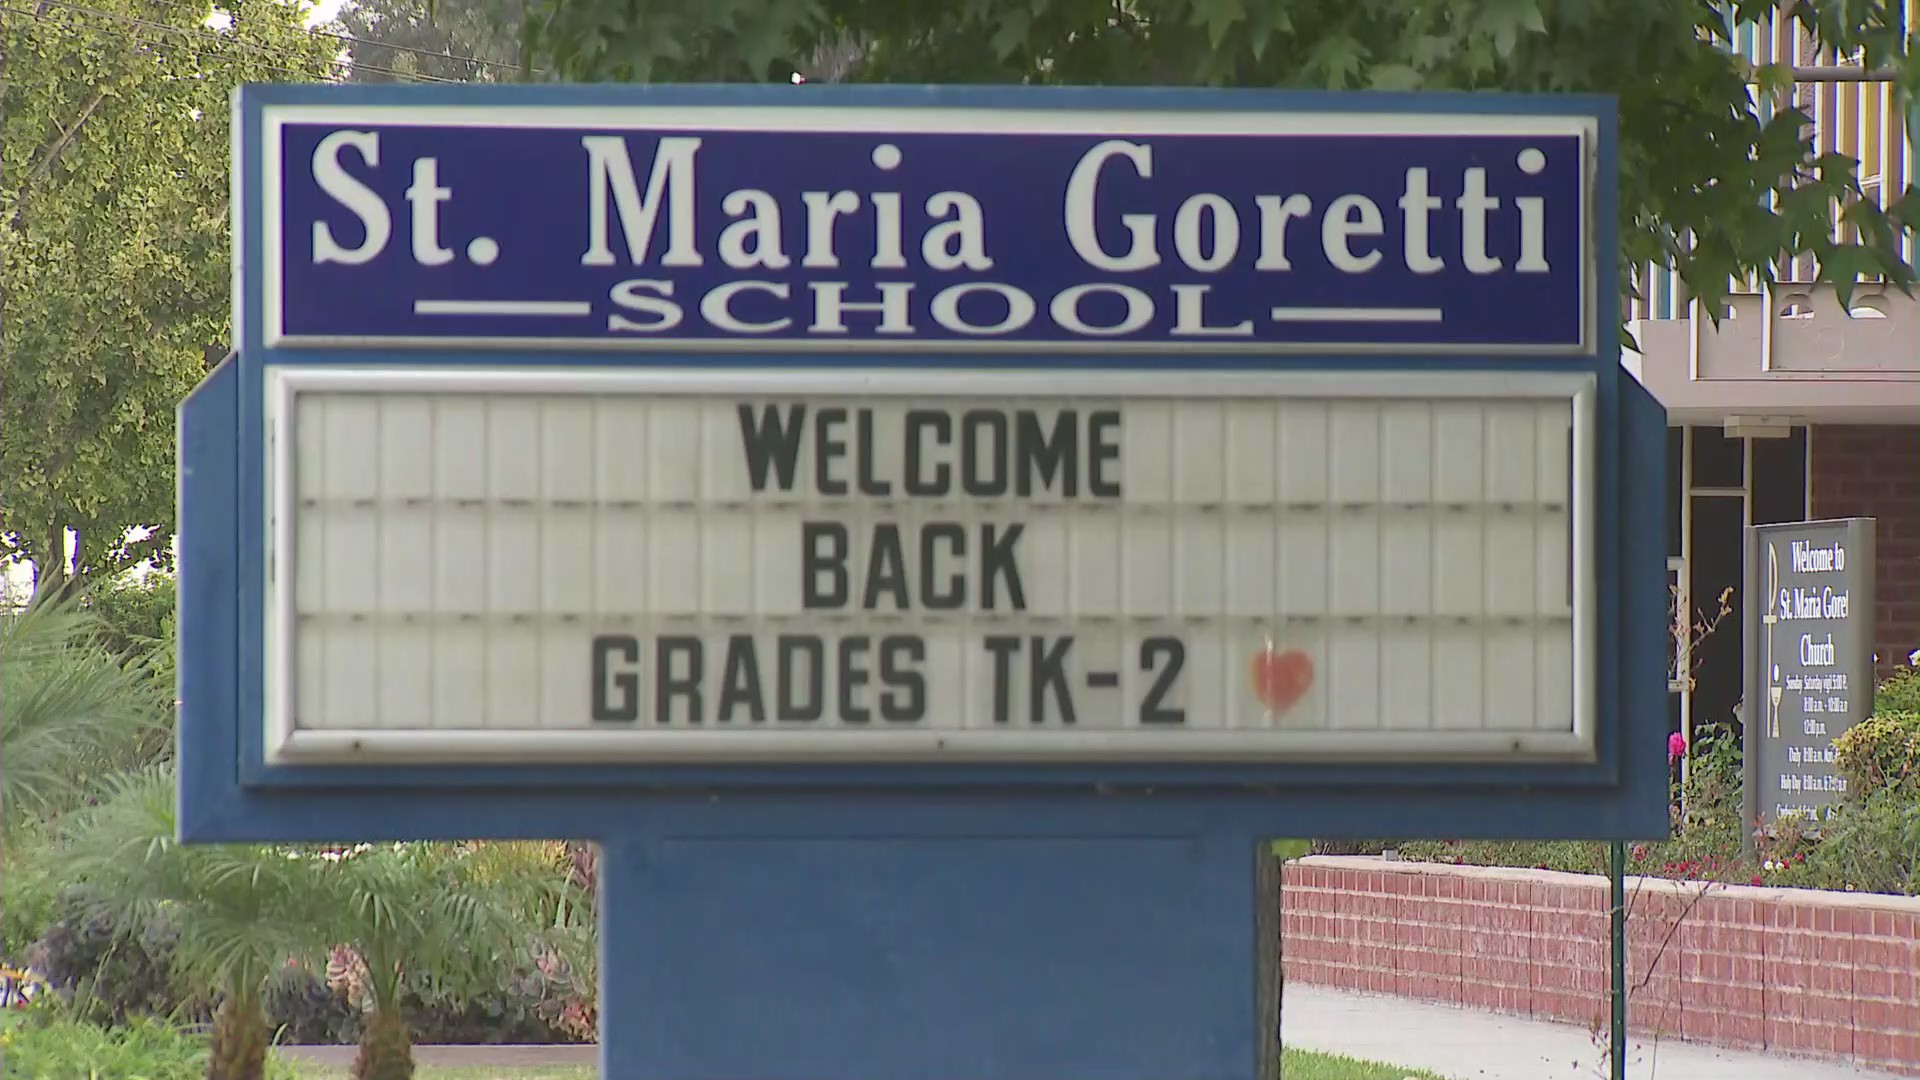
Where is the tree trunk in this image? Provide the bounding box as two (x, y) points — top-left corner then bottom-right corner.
(36, 520), (65, 597)
(206, 994), (269, 1080)
(352, 1005), (415, 1080)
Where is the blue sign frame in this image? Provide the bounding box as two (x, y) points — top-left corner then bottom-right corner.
(183, 82), (1666, 1080)
(260, 90), (1595, 355)
(185, 81), (1666, 839)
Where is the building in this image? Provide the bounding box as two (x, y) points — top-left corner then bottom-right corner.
(1621, 9), (1918, 755)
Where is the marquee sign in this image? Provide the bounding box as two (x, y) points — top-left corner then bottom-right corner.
(267, 367), (1594, 766)
(188, 83), (1664, 1080)
(260, 104), (1596, 354)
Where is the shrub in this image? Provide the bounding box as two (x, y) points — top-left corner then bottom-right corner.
(1875, 669), (1920, 714)
(399, 976), (579, 1045)
(262, 964), (359, 1045)
(1835, 710), (1919, 801)
(1307, 840), (1394, 857)
(80, 574), (177, 664)
(1, 1011), (209, 1080)
(1392, 838), (1611, 875)
(0, 1008), (302, 1080)
(1, 827), (58, 963)
(24, 886), (194, 1026)
(1804, 787), (1920, 896)
(318, 941), (590, 1045)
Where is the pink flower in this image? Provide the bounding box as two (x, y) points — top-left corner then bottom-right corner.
(1668, 732), (1687, 763)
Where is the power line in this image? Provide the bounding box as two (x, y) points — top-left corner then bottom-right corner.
(32, 0), (514, 77)
(2, 3), (354, 82)
(11, 0), (506, 83)
(11, 8), (452, 83)
(301, 9), (537, 75)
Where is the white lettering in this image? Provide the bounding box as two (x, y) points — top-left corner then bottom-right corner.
(1823, 587), (1849, 619)
(1050, 283), (1153, 336)
(1322, 194), (1383, 273)
(811, 281), (914, 334)
(402, 157), (454, 266)
(581, 135), (703, 268)
(1254, 194), (1312, 271)
(1457, 167), (1501, 274)
(717, 190), (790, 270)
(1800, 633), (1836, 667)
(1515, 147), (1549, 273)
(1173, 194), (1239, 272)
(310, 130), (391, 266)
(607, 279), (682, 332)
(1170, 284), (1252, 336)
(1515, 195), (1549, 272)
(870, 190), (906, 270)
(1791, 540), (1843, 573)
(701, 280), (791, 334)
(928, 282), (1036, 335)
(1398, 168), (1443, 274)
(801, 191), (861, 269)
(1063, 141), (1159, 272)
(923, 193), (993, 270)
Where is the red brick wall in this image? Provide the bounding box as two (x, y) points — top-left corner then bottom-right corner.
(1809, 425), (1919, 677)
(1282, 857), (1920, 1076)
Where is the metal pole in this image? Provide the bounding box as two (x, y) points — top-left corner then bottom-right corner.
(1610, 840), (1628, 1080)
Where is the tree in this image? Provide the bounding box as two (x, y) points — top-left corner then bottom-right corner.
(515, 0), (1917, 320)
(0, 0), (339, 594)
(57, 766), (333, 1080)
(312, 842), (564, 1080)
(328, 0), (526, 83)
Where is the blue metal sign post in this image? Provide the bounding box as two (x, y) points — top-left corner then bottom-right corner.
(183, 83), (1666, 1080)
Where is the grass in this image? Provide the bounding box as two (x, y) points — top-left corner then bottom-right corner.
(1283, 1047), (1449, 1080)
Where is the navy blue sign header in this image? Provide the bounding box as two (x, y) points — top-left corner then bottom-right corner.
(252, 95), (1597, 355)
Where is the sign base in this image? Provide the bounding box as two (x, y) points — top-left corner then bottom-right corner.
(597, 835), (1278, 1080)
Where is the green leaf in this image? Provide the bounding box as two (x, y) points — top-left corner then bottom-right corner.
(1270, 839), (1312, 860)
(989, 9), (1033, 60)
(1750, 61), (1795, 95)
(1368, 63), (1422, 90)
(1244, 1), (1291, 62)
(1816, 244), (1876, 312)
(1305, 32), (1366, 89)
(1192, 0), (1247, 51)
(1479, 0), (1547, 59)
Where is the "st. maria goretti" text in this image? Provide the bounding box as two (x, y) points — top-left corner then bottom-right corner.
(309, 132), (1560, 339)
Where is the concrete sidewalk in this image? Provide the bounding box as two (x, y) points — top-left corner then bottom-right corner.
(277, 986), (1912, 1079)
(1282, 984), (1911, 1080)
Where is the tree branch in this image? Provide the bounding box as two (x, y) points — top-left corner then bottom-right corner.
(10, 89), (110, 230)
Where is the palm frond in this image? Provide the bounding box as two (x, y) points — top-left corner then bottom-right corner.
(1, 594), (168, 826)
(53, 765), (332, 998)
(306, 839), (565, 1007)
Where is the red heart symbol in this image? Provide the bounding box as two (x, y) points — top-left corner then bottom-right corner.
(1249, 646), (1314, 713)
